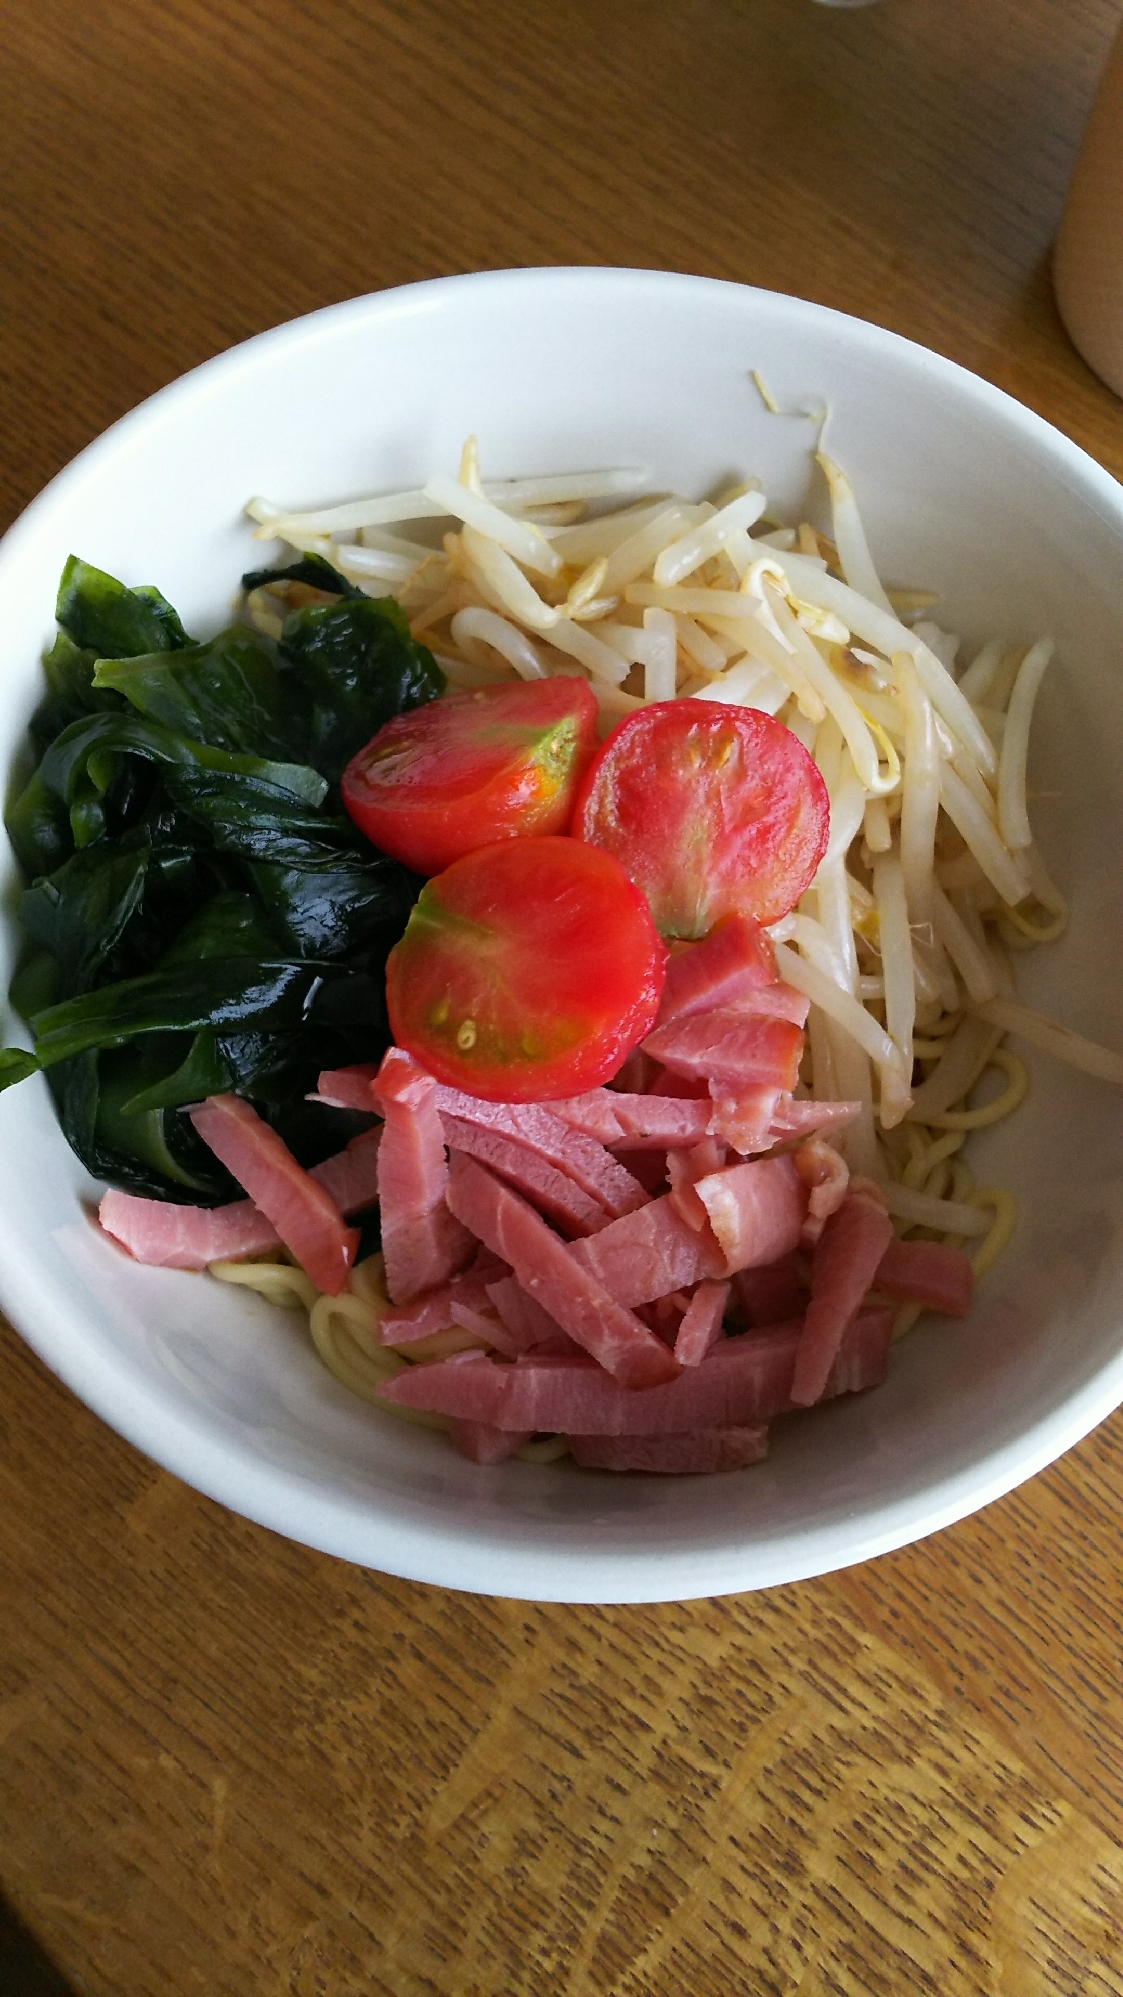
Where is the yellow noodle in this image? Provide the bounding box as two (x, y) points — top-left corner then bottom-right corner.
(881, 1181), (990, 1237)
(967, 1189), (1018, 1276)
(515, 1435), (572, 1464)
(347, 1254), (390, 1308)
(901, 1128), (966, 1189)
(209, 1259), (318, 1312)
(997, 899), (1069, 946)
(921, 1047), (1029, 1129)
(891, 1303), (925, 1343)
(308, 1293), (450, 1431)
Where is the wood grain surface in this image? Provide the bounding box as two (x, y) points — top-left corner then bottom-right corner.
(3, 2), (1123, 1991)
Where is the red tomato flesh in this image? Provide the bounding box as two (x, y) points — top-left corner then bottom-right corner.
(386, 836), (667, 1101)
(342, 676), (598, 876)
(573, 700), (830, 937)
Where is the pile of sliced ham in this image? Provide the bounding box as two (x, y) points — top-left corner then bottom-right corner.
(96, 913), (975, 1475)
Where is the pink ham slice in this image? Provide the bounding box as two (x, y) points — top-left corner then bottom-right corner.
(485, 1276), (578, 1355)
(568, 1193), (727, 1305)
(794, 1137), (850, 1246)
(447, 1299), (524, 1357)
(551, 1088), (860, 1160)
(99, 1189), (284, 1270)
(616, 1149), (671, 1195)
(674, 1281), (731, 1367)
(548, 1090), (712, 1151)
(373, 1048), (475, 1304)
(445, 1152), (680, 1389)
(769, 1097), (861, 1140)
(874, 1237), (974, 1316)
(825, 1306), (896, 1394)
(377, 1308), (894, 1432)
(708, 1083), (783, 1154)
(708, 983), (810, 1027)
(99, 1128), (382, 1273)
(643, 1008), (805, 1092)
(650, 1067), (712, 1100)
(569, 1427), (768, 1473)
(311, 1127), (382, 1215)
(449, 1420), (533, 1464)
(378, 1254), (508, 1345)
(438, 1113), (612, 1236)
(733, 1252), (805, 1329)
(791, 1186), (895, 1406)
(608, 1047), (662, 1094)
(188, 1094), (360, 1294)
(314, 1063), (380, 1111)
(431, 1086), (648, 1217)
(654, 912), (777, 1026)
(667, 1138), (727, 1231)
(693, 1156), (808, 1274)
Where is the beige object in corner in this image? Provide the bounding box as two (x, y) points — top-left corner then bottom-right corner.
(1055, 23), (1123, 398)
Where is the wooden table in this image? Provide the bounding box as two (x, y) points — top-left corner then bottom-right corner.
(3, 3), (1123, 1990)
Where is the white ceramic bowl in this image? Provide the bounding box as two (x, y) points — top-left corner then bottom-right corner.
(2, 268), (1123, 1604)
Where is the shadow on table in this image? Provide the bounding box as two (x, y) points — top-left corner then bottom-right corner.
(0, 1893), (80, 1996)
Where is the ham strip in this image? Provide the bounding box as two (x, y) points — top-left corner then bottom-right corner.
(189, 1094), (359, 1294)
(708, 1083), (782, 1154)
(655, 912), (777, 1025)
(733, 1252), (805, 1328)
(438, 1113), (612, 1235)
(673, 1281), (731, 1367)
(312, 1127), (382, 1215)
(826, 1306), (896, 1393)
(449, 1420), (533, 1464)
(99, 1128), (382, 1273)
(608, 1047), (662, 1094)
(616, 1148), (671, 1194)
(667, 1138), (727, 1231)
(548, 1090), (711, 1151)
(373, 1048), (475, 1303)
(552, 1086), (860, 1160)
(709, 983), (809, 1026)
(432, 1086), (648, 1216)
(791, 1186), (895, 1406)
(693, 1156), (808, 1274)
(874, 1237), (974, 1316)
(99, 1190), (284, 1270)
(794, 1138), (851, 1246)
(568, 1193), (727, 1305)
(769, 1097), (861, 1140)
(377, 1309), (894, 1432)
(445, 1153), (680, 1389)
(378, 1256), (508, 1346)
(643, 1008), (805, 1092)
(314, 1063), (380, 1111)
(485, 1276), (578, 1355)
(650, 1066), (712, 1099)
(447, 1299), (523, 1356)
(569, 1427), (768, 1473)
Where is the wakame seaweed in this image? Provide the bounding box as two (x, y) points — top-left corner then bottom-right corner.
(0, 555), (441, 1200)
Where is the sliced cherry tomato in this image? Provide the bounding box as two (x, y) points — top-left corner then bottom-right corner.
(341, 676), (598, 876)
(573, 700), (830, 937)
(385, 836), (667, 1101)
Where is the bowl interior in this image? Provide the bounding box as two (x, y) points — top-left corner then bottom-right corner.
(3, 268), (1123, 1602)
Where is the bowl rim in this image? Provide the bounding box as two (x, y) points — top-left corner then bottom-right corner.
(3, 264), (1123, 1604)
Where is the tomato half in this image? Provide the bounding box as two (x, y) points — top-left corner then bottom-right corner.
(342, 676), (598, 876)
(573, 701), (830, 937)
(385, 836), (667, 1101)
